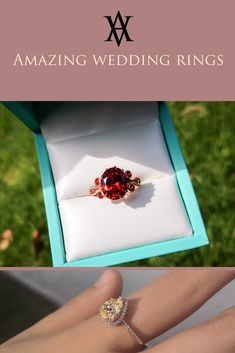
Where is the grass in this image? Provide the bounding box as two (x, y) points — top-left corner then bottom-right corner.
(0, 102), (234, 267)
(0, 105), (51, 266)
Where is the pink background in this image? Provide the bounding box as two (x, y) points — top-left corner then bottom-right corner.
(0, 0), (234, 100)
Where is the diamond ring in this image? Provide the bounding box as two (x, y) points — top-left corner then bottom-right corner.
(90, 166), (141, 200)
(99, 297), (147, 348)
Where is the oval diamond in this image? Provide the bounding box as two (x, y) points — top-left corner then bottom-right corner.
(99, 297), (124, 323)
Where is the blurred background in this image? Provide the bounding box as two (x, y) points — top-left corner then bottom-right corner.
(0, 102), (234, 266)
(0, 269), (234, 345)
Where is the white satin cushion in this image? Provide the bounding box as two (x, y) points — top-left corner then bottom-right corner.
(59, 175), (192, 261)
(37, 102), (193, 262)
(46, 119), (174, 201)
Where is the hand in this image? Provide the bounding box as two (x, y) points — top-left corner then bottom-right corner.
(1, 269), (235, 353)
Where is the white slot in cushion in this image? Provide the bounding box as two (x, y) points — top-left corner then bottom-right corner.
(37, 102), (193, 262)
(59, 175), (192, 261)
(46, 119), (174, 201)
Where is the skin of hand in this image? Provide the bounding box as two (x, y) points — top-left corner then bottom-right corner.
(1, 269), (235, 353)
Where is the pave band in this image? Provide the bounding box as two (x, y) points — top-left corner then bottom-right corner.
(122, 319), (147, 348)
(99, 297), (147, 349)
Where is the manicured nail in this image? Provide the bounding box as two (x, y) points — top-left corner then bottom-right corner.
(94, 270), (111, 288)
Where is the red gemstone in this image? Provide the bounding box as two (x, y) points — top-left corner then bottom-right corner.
(125, 170), (132, 178)
(95, 178), (100, 185)
(128, 184), (135, 192)
(101, 167), (129, 200)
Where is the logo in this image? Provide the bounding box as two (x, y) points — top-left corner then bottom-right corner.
(104, 11), (133, 47)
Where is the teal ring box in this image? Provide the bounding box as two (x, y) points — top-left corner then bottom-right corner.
(3, 102), (209, 267)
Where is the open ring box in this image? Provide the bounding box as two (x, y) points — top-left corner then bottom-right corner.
(3, 102), (208, 266)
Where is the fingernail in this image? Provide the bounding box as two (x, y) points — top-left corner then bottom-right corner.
(94, 270), (111, 288)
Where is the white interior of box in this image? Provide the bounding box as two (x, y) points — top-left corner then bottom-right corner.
(37, 102), (193, 262)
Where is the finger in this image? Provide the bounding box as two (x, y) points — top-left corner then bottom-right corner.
(148, 305), (235, 353)
(76, 269), (234, 352)
(38, 270), (123, 329)
(123, 270), (235, 347)
(2, 269), (123, 346)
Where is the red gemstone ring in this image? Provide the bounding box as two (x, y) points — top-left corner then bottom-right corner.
(90, 166), (141, 200)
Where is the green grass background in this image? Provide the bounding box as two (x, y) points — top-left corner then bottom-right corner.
(0, 102), (234, 267)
